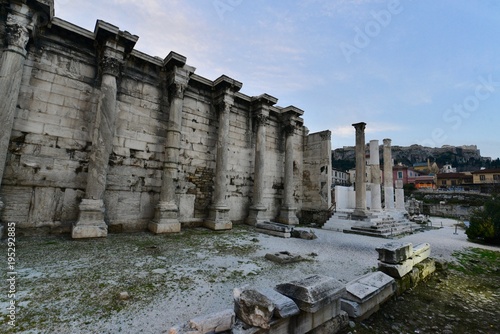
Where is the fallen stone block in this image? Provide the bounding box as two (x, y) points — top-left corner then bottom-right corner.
(255, 221), (293, 233)
(307, 310), (350, 334)
(341, 272), (395, 320)
(378, 259), (414, 278)
(258, 287), (300, 318)
(376, 242), (413, 264)
(234, 288), (275, 329)
(188, 309), (235, 333)
(256, 228), (291, 238)
(412, 242), (431, 260)
(275, 274), (345, 313)
(265, 251), (306, 264)
(291, 229), (318, 240)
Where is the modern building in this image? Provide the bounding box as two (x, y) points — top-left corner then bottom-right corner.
(436, 172), (473, 189)
(471, 168), (500, 184)
(332, 168), (350, 186)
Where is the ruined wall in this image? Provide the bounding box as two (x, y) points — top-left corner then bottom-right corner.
(0, 5), (324, 233)
(301, 130), (332, 224)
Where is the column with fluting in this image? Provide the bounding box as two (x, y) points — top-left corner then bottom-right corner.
(369, 139), (382, 212)
(246, 94), (277, 226)
(205, 76), (242, 230)
(72, 21), (138, 238)
(149, 52), (192, 234)
(383, 138), (395, 210)
(352, 122), (368, 218)
(277, 106), (304, 225)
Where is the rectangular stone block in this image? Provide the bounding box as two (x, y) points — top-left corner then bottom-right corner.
(256, 228), (291, 238)
(256, 221), (293, 233)
(275, 275), (345, 313)
(376, 242), (413, 264)
(188, 309), (235, 333)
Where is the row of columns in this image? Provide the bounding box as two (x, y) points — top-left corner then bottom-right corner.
(0, 2), (303, 238)
(351, 123), (404, 216)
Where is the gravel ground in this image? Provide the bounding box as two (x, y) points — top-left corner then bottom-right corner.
(1, 217), (498, 333)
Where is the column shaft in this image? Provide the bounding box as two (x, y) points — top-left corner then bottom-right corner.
(246, 114), (268, 225)
(0, 9), (31, 211)
(149, 81), (186, 234)
(383, 138), (395, 210)
(205, 101), (232, 230)
(369, 140), (382, 212)
(277, 125), (299, 225)
(352, 122), (368, 218)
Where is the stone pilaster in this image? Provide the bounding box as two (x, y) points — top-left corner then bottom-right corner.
(369, 140), (382, 212)
(277, 106), (304, 225)
(72, 21), (138, 239)
(0, 1), (52, 215)
(246, 94), (277, 226)
(352, 122), (368, 219)
(383, 138), (395, 210)
(149, 52), (191, 234)
(205, 76), (242, 230)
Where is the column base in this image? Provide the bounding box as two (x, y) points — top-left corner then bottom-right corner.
(149, 202), (181, 234)
(277, 206), (299, 225)
(352, 208), (370, 220)
(205, 205), (232, 230)
(246, 205), (267, 226)
(72, 199), (108, 239)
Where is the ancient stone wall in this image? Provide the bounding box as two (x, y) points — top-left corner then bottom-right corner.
(301, 130), (332, 224)
(0, 1), (323, 234)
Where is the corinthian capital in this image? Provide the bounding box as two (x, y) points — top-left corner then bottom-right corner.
(6, 14), (30, 52)
(100, 56), (122, 77)
(168, 82), (187, 101)
(254, 113), (269, 126)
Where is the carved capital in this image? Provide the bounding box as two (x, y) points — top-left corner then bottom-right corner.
(168, 82), (187, 102)
(320, 131), (331, 140)
(5, 14), (29, 51)
(254, 114), (269, 126)
(283, 124), (296, 136)
(216, 101), (232, 115)
(100, 56), (122, 77)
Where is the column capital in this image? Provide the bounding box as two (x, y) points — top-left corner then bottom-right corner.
(352, 122), (367, 132)
(5, 13), (30, 53)
(167, 81), (188, 101)
(281, 105), (304, 129)
(94, 20), (138, 78)
(383, 138), (392, 146)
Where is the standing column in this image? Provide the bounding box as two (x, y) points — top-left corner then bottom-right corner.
(72, 22), (137, 239)
(0, 2), (42, 214)
(205, 76), (242, 230)
(369, 139), (382, 212)
(149, 53), (191, 234)
(352, 122), (368, 218)
(246, 94), (277, 226)
(383, 138), (395, 210)
(278, 106), (303, 225)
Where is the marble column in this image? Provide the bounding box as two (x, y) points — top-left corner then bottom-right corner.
(149, 53), (191, 234)
(72, 22), (137, 238)
(246, 94), (277, 226)
(395, 180), (406, 211)
(278, 106), (303, 225)
(206, 76), (242, 230)
(369, 140), (382, 212)
(0, 4), (32, 214)
(352, 122), (368, 218)
(383, 138), (395, 210)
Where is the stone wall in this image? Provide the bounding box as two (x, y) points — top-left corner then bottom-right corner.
(0, 0), (326, 235)
(301, 131), (332, 224)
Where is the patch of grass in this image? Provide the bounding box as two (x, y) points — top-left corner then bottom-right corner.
(449, 247), (500, 276)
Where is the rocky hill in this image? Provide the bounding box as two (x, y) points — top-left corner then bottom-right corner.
(332, 144), (499, 172)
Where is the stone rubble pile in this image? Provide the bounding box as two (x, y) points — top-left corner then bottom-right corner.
(169, 242), (437, 333)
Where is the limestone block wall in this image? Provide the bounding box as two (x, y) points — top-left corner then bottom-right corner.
(302, 130), (332, 223)
(0, 3), (326, 233)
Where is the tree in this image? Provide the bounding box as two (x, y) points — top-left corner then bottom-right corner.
(466, 196), (500, 244)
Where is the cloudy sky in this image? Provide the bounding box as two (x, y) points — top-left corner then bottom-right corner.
(55, 0), (500, 159)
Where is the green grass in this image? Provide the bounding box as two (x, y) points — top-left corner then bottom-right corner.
(450, 247), (500, 275)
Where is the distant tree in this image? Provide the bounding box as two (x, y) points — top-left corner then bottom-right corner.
(466, 196), (500, 245)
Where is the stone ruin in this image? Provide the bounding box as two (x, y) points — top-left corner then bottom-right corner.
(0, 0), (332, 238)
(326, 123), (420, 238)
(169, 242), (436, 333)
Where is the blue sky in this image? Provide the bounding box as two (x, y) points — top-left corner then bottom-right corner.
(55, 0), (500, 159)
